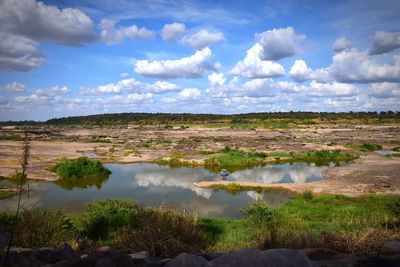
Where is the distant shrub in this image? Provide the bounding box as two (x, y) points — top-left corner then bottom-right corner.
(115, 206), (204, 257)
(302, 190), (314, 201)
(75, 199), (138, 240)
(350, 143), (382, 152)
(51, 157), (110, 180)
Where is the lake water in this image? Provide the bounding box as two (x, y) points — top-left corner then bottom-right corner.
(0, 163), (329, 217)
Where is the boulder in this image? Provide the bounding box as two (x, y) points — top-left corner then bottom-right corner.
(165, 252), (207, 267)
(205, 248), (315, 267)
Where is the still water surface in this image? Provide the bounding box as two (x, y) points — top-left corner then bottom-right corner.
(0, 163), (328, 217)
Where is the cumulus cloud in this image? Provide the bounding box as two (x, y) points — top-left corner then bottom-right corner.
(161, 22), (186, 42)
(330, 49), (400, 83)
(0, 0), (96, 71)
(230, 43), (286, 79)
(80, 78), (179, 95)
(15, 86), (70, 104)
(307, 81), (359, 97)
(100, 19), (154, 44)
(369, 31), (400, 55)
(369, 82), (400, 98)
(176, 88), (201, 101)
(0, 0), (96, 46)
(289, 60), (331, 83)
(0, 32), (45, 71)
(332, 37), (352, 54)
(4, 82), (26, 92)
(255, 27), (305, 61)
(134, 47), (216, 79)
(181, 29), (225, 49)
(208, 72), (226, 86)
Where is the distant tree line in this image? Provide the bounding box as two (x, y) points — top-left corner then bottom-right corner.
(0, 111), (399, 126)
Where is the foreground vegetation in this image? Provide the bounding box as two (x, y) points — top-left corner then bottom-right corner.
(1, 195), (399, 256)
(48, 157), (111, 190)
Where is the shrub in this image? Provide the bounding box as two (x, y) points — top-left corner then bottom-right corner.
(115, 206), (204, 257)
(302, 190), (314, 201)
(75, 199), (138, 240)
(350, 143), (382, 152)
(242, 202), (281, 247)
(12, 207), (73, 248)
(50, 157), (111, 190)
(51, 157), (111, 180)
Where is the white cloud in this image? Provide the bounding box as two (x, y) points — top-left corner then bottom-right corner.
(255, 27), (305, 61)
(308, 81), (359, 97)
(80, 78), (179, 95)
(180, 29), (225, 49)
(0, 0), (96, 46)
(100, 19), (154, 44)
(332, 37), (352, 54)
(4, 82), (26, 92)
(289, 60), (331, 83)
(369, 82), (400, 98)
(369, 31), (400, 55)
(330, 49), (400, 83)
(15, 86), (70, 104)
(120, 72), (129, 78)
(161, 22), (186, 42)
(0, 32), (45, 71)
(230, 43), (286, 79)
(176, 88), (201, 101)
(161, 97), (177, 104)
(134, 47), (216, 79)
(208, 72), (226, 86)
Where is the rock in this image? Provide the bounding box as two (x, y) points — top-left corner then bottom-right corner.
(95, 258), (115, 267)
(165, 252), (207, 267)
(109, 253), (135, 267)
(194, 252), (223, 261)
(95, 246), (113, 253)
(47, 244), (76, 263)
(382, 241), (400, 255)
(300, 248), (346, 261)
(355, 256), (400, 267)
(81, 254), (89, 259)
(129, 250), (149, 263)
(206, 248), (315, 267)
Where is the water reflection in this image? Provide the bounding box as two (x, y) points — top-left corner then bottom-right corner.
(0, 163), (328, 217)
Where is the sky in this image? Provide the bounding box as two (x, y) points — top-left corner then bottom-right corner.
(0, 0), (400, 121)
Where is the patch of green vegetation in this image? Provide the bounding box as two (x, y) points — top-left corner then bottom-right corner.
(209, 183), (293, 195)
(201, 194), (400, 252)
(392, 146), (400, 152)
(86, 137), (112, 143)
(157, 152), (199, 168)
(204, 148), (357, 171)
(0, 189), (15, 199)
(349, 143), (382, 152)
(0, 134), (23, 141)
(49, 157), (111, 190)
(387, 153), (400, 157)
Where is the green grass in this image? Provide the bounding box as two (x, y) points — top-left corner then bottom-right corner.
(209, 183), (293, 195)
(387, 153), (400, 157)
(0, 134), (23, 141)
(0, 190), (15, 199)
(203, 148), (357, 171)
(49, 157), (111, 190)
(349, 143), (382, 152)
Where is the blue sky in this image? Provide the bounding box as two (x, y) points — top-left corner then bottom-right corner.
(0, 0), (399, 121)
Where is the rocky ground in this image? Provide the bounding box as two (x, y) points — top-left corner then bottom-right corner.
(0, 125), (399, 195)
(1, 243), (400, 267)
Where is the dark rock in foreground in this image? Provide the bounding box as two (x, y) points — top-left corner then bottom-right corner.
(1, 244), (400, 267)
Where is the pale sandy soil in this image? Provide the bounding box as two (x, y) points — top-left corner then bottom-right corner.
(0, 125), (399, 195)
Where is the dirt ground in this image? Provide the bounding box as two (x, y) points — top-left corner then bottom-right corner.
(0, 124), (399, 195)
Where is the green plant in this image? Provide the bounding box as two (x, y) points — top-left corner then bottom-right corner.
(115, 206), (204, 257)
(350, 143), (382, 152)
(13, 207), (73, 248)
(302, 190), (314, 201)
(75, 199), (138, 240)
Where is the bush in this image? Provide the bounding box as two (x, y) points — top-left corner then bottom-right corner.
(302, 190), (314, 201)
(50, 157), (111, 190)
(51, 157), (111, 180)
(12, 207), (73, 248)
(115, 206), (204, 257)
(75, 199), (138, 240)
(242, 202), (281, 247)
